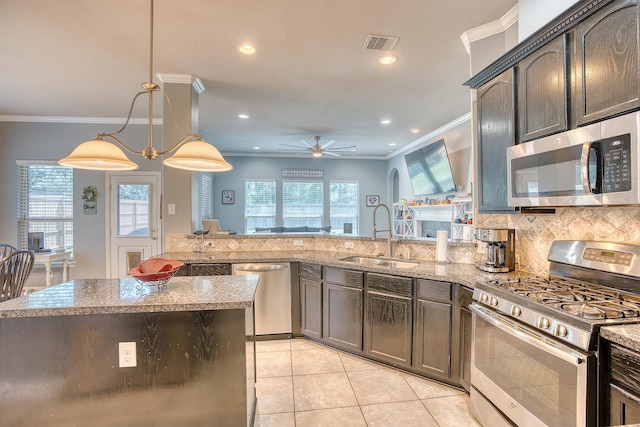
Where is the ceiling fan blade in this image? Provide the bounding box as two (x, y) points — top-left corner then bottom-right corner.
(320, 140), (336, 149)
(323, 151), (341, 157)
(300, 139), (315, 148)
(279, 143), (308, 149)
(330, 145), (357, 150)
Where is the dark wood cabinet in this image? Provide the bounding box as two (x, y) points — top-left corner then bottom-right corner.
(573, 0), (640, 126)
(476, 68), (517, 212)
(176, 263), (231, 276)
(364, 273), (413, 368)
(518, 35), (568, 142)
(299, 263), (322, 339)
(603, 341), (640, 425)
(457, 286), (473, 392)
(412, 279), (452, 379)
(322, 267), (364, 352)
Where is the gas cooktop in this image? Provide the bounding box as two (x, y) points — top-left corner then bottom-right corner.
(474, 240), (640, 351)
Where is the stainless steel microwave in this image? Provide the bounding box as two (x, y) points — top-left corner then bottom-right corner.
(507, 111), (640, 207)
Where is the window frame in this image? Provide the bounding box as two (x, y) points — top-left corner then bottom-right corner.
(282, 179), (324, 228)
(17, 161), (74, 254)
(329, 180), (359, 234)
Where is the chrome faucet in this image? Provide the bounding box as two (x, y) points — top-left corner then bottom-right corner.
(372, 203), (393, 258)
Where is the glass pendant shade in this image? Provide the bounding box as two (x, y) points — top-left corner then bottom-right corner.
(58, 139), (139, 171)
(162, 140), (233, 172)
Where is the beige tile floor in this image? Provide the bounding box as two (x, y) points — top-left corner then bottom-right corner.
(253, 338), (482, 427)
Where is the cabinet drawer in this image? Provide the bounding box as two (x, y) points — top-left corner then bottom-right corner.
(300, 263), (322, 279)
(190, 263), (232, 276)
(416, 279), (452, 302)
(324, 267), (363, 288)
(366, 273), (412, 297)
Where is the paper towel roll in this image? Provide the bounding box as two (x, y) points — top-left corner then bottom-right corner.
(436, 229), (448, 263)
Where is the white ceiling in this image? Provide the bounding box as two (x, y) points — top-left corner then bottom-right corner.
(0, 0), (517, 158)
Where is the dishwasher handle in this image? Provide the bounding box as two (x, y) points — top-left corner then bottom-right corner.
(233, 263), (289, 272)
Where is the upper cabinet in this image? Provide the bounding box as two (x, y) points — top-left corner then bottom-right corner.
(476, 69), (516, 212)
(518, 35), (568, 142)
(573, 0), (640, 126)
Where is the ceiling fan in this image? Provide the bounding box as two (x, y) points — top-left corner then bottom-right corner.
(279, 136), (357, 157)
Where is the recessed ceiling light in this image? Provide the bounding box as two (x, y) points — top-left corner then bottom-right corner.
(389, 142), (397, 146)
(239, 44), (257, 55)
(253, 146), (260, 150)
(410, 128), (421, 134)
(381, 119), (391, 125)
(238, 114), (250, 119)
(377, 55), (398, 65)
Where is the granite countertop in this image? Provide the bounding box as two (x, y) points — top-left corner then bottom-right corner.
(0, 275), (258, 319)
(160, 250), (525, 288)
(601, 324), (640, 352)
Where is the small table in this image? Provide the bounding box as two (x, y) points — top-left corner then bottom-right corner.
(34, 251), (71, 288)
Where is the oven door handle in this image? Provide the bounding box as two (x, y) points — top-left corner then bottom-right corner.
(471, 304), (585, 367)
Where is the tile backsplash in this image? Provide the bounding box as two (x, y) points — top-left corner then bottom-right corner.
(166, 207), (639, 276)
(478, 207), (640, 276)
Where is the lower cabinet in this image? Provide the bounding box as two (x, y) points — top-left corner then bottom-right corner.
(175, 263), (232, 276)
(604, 341), (640, 425)
(364, 273), (413, 368)
(322, 267), (364, 352)
(299, 263), (323, 339)
(458, 285), (473, 392)
(413, 279), (453, 380)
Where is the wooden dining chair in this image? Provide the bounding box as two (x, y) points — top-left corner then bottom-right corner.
(0, 243), (17, 261)
(0, 250), (35, 301)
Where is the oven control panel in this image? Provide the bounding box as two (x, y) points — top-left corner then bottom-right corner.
(582, 248), (634, 266)
(473, 287), (592, 350)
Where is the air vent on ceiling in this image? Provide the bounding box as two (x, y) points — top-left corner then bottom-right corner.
(363, 34), (399, 51)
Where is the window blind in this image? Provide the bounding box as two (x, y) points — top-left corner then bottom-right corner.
(245, 180), (276, 232)
(200, 174), (213, 219)
(330, 181), (359, 233)
(283, 180), (323, 227)
(17, 164), (73, 251)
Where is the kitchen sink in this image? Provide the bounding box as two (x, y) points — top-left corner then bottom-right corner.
(338, 256), (419, 269)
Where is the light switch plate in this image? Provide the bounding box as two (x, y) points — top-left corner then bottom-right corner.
(167, 204), (176, 215)
(345, 242), (354, 249)
(293, 240), (303, 246)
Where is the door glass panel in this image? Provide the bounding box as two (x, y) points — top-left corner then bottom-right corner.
(474, 315), (579, 427)
(117, 184), (151, 237)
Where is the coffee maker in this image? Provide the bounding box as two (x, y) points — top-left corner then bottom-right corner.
(475, 228), (516, 273)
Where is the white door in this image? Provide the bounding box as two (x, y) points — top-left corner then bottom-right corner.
(107, 172), (161, 278)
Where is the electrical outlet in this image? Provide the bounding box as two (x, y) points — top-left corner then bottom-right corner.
(345, 241), (354, 249)
(118, 342), (137, 368)
(293, 239), (303, 246)
(476, 241), (486, 254)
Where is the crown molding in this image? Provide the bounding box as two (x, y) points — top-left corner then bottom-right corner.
(386, 112), (472, 160)
(460, 4), (519, 54)
(0, 115), (161, 125)
(464, 0), (615, 88)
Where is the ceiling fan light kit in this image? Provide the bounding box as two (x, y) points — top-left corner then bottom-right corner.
(58, 0), (232, 173)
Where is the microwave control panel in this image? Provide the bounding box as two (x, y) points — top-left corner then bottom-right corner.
(601, 133), (631, 193)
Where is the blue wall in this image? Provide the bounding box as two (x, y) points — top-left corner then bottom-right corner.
(209, 156), (389, 236)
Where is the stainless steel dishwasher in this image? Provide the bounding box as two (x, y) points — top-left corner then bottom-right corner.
(232, 263), (291, 336)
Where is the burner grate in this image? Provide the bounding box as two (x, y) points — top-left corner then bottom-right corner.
(488, 277), (640, 320)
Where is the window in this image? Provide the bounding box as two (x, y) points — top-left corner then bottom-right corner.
(330, 181), (359, 233)
(283, 181), (323, 227)
(245, 180), (276, 232)
(200, 174), (213, 220)
(17, 163), (73, 252)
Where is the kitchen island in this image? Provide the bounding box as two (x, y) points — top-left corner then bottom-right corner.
(0, 275), (258, 427)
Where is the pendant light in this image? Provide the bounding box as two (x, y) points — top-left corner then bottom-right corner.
(58, 0), (232, 172)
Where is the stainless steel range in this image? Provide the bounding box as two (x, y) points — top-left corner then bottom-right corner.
(470, 240), (640, 427)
